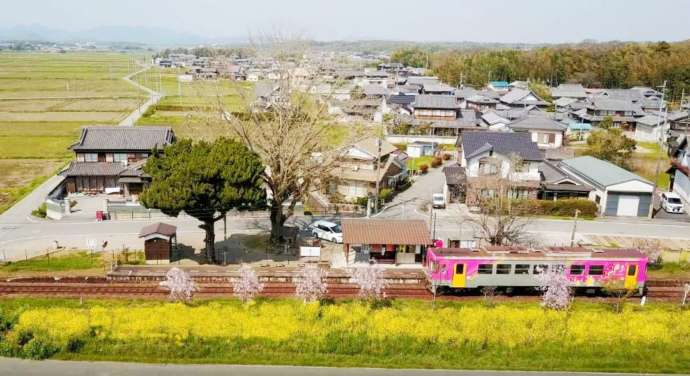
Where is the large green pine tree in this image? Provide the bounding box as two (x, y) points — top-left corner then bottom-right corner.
(141, 138), (266, 263)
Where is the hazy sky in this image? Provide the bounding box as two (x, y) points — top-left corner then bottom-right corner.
(2, 0), (690, 43)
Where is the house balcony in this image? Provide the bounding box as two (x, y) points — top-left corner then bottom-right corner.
(509, 171), (541, 182)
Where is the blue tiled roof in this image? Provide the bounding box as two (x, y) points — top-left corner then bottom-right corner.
(489, 81), (509, 88)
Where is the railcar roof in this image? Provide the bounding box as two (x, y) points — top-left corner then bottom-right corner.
(430, 247), (646, 260)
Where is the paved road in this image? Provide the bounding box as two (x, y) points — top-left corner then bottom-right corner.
(0, 175), (64, 225)
(375, 161), (446, 219)
(0, 358), (670, 376)
(119, 64), (163, 127)
(0, 63), (160, 228)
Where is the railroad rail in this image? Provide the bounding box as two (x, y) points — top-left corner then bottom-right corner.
(0, 278), (685, 300)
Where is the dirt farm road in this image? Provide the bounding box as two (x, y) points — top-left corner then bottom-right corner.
(0, 358), (676, 376)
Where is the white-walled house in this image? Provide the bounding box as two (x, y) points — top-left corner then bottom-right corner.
(459, 132), (543, 204)
(634, 114), (668, 143)
(560, 156), (654, 217)
(330, 138), (408, 200)
(508, 115), (567, 149)
(669, 136), (690, 204)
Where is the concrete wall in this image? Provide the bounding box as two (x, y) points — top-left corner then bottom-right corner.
(673, 170), (690, 203)
(385, 134), (457, 145)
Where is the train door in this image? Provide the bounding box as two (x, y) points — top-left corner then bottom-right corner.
(624, 264), (638, 290)
(451, 263), (466, 288)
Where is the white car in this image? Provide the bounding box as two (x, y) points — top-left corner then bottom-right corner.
(661, 192), (685, 214)
(432, 193), (446, 209)
(310, 220), (343, 243)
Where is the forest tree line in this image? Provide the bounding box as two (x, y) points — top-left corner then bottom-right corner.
(391, 41), (690, 102)
(155, 46), (255, 59)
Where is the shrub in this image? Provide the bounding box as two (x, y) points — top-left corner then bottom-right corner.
(513, 199), (597, 218)
(0, 309), (17, 333)
(393, 143), (407, 152)
(431, 157), (442, 168)
(31, 203), (47, 218)
(397, 177), (411, 192)
(354, 196), (369, 207)
(419, 164), (429, 174)
(378, 188), (394, 203)
(442, 153), (451, 161)
(22, 338), (58, 360)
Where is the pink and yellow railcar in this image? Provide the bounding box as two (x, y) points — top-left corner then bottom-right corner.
(426, 246), (647, 294)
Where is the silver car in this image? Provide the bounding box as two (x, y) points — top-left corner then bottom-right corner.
(432, 193), (446, 209)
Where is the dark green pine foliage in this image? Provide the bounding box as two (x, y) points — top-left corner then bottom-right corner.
(141, 138), (266, 263)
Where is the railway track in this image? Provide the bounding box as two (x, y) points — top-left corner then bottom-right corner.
(0, 279), (684, 300)
(0, 281), (431, 299)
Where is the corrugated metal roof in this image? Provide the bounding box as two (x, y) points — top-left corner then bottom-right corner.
(343, 219), (430, 245)
(561, 156), (652, 187)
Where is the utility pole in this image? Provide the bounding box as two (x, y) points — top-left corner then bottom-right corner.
(681, 88), (687, 140)
(569, 209), (580, 247)
(653, 81), (668, 212)
(374, 138), (382, 213)
(432, 212), (437, 241)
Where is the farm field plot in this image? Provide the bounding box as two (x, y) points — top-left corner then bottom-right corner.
(0, 298), (687, 373)
(134, 67), (250, 138)
(0, 52), (147, 213)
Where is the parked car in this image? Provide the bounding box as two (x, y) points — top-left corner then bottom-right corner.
(310, 220), (343, 243)
(661, 192), (685, 214)
(432, 193), (446, 209)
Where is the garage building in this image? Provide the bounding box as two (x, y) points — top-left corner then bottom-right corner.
(560, 156), (654, 217)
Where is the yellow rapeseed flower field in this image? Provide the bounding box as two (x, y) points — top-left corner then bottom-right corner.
(2, 299), (689, 371)
(11, 300), (689, 347)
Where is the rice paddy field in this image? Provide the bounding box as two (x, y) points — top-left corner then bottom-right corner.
(0, 52), (147, 213)
(0, 298), (688, 372)
(133, 67), (250, 139)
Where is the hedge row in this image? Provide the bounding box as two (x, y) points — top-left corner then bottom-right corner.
(513, 199), (598, 218)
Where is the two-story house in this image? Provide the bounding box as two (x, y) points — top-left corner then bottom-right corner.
(412, 95), (460, 121)
(499, 88), (550, 108)
(60, 126), (175, 198)
(507, 114), (568, 149)
(411, 95), (484, 137)
(330, 138), (408, 201)
(669, 136), (690, 204)
(459, 132), (543, 205)
(573, 98), (645, 128)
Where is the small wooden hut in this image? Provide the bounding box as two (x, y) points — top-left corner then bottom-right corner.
(139, 222), (177, 264)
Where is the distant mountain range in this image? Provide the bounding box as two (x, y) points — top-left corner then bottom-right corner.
(0, 24), (247, 46)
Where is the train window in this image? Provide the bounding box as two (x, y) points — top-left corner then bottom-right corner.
(533, 264), (548, 274)
(515, 264), (530, 274)
(455, 264), (465, 274)
(588, 265), (604, 275)
(496, 264), (512, 274)
(627, 265), (637, 276)
(478, 264), (493, 274)
(570, 265), (584, 275)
